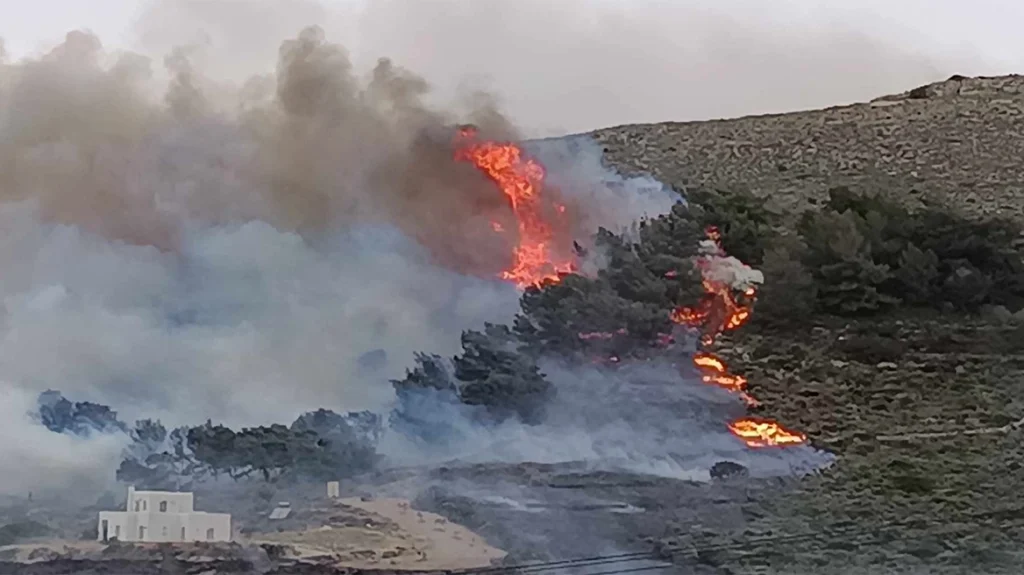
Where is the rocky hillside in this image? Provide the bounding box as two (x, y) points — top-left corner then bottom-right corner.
(592, 74), (1024, 223)
(592, 75), (1024, 574)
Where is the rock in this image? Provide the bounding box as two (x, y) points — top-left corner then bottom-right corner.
(710, 461), (749, 480)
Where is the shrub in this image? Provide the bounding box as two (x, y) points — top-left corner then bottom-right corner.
(753, 238), (818, 326)
(685, 188), (779, 265)
(794, 187), (1024, 315)
(798, 208), (899, 315)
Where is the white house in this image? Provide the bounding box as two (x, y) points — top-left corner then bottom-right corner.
(98, 486), (231, 543)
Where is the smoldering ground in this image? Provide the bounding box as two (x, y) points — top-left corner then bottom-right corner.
(382, 355), (833, 482)
(0, 27), (690, 496)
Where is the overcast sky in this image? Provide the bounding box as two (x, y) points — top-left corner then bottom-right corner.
(0, 0), (1020, 135)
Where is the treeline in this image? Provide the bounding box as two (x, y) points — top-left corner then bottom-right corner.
(719, 187), (1024, 322)
(390, 202), (712, 430)
(37, 185), (1024, 481)
(392, 186), (1024, 428)
(35, 392), (381, 489)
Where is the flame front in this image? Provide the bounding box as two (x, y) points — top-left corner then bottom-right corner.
(455, 127), (575, 288)
(728, 417), (808, 448)
(672, 226), (807, 448)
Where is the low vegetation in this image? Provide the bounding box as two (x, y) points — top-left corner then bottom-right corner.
(37, 185), (1024, 485)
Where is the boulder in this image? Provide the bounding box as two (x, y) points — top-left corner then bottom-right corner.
(709, 461), (749, 480)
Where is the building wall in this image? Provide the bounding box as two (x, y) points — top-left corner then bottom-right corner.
(98, 511), (134, 542)
(98, 512), (231, 542)
(127, 487), (193, 514)
(99, 488), (231, 543)
(185, 513), (231, 542)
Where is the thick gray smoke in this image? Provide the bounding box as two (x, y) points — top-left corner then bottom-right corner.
(380, 357), (833, 481)
(0, 28), (684, 496)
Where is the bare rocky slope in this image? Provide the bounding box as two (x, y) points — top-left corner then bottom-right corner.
(588, 75), (1024, 573)
(591, 74), (1024, 224)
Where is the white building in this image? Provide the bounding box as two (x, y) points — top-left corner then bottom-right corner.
(98, 487), (231, 543)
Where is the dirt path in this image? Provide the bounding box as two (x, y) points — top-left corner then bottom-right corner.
(251, 497), (506, 571)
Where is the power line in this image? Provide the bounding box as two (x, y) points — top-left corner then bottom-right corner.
(565, 564), (675, 575)
(452, 551), (659, 575)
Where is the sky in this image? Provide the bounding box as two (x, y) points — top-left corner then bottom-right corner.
(0, 0), (1020, 136)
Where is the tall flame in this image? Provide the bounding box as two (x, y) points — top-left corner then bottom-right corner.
(455, 127), (575, 288)
(673, 226), (807, 449)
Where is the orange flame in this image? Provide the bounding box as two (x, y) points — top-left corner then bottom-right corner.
(728, 418), (808, 448)
(455, 127), (575, 288)
(672, 226), (806, 448)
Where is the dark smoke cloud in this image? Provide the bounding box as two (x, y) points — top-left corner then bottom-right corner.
(0, 24), (530, 269)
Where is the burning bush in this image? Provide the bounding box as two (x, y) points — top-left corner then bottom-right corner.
(684, 188), (780, 266)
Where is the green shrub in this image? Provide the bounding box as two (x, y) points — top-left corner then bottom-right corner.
(798, 208), (899, 315)
(686, 188), (779, 265)
(753, 238), (817, 326)
(794, 187), (1024, 315)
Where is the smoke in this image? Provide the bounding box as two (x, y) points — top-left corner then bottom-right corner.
(123, 0), (995, 137)
(381, 356), (833, 482)
(0, 26), (689, 495)
(0, 386), (127, 495)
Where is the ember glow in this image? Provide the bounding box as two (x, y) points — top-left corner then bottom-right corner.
(672, 226), (807, 448)
(455, 127), (575, 288)
(728, 418), (808, 448)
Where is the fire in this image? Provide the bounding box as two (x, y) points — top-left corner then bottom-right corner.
(670, 229), (757, 340)
(672, 226), (806, 448)
(692, 352), (759, 407)
(728, 418), (808, 448)
(455, 127), (575, 288)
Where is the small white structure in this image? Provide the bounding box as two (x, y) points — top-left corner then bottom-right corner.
(268, 501), (292, 520)
(98, 486), (231, 543)
(326, 481), (340, 499)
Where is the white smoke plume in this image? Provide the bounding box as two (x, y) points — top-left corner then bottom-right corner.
(0, 27), (684, 495)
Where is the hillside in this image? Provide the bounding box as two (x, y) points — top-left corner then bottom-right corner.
(589, 75), (1024, 573)
(592, 74), (1024, 224)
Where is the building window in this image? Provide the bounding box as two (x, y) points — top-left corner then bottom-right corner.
(134, 501), (140, 512)
(115, 525), (121, 538)
(181, 527), (186, 541)
(139, 526), (146, 540)
(206, 528), (214, 540)
(142, 500), (147, 511)
(159, 501), (167, 512)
